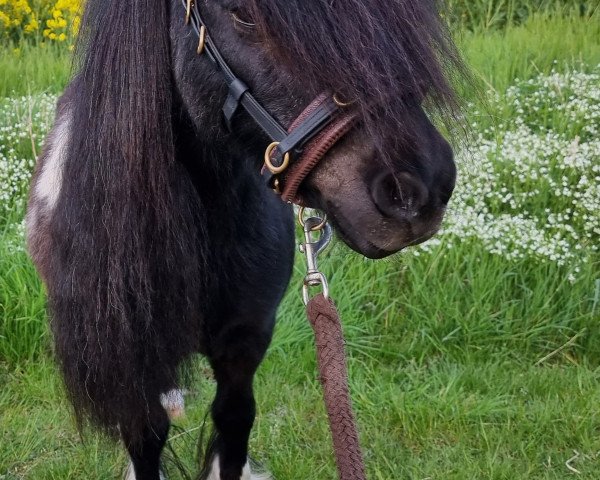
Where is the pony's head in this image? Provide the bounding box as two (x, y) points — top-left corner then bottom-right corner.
(172, 0), (462, 258)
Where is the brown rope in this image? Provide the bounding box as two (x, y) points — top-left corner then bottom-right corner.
(306, 294), (367, 480)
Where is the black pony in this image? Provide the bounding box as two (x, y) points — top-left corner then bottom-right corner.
(26, 0), (463, 478)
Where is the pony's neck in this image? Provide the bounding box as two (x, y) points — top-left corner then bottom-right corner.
(176, 127), (266, 213)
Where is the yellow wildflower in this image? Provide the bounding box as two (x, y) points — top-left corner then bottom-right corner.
(24, 17), (37, 32)
(0, 11), (10, 29)
(42, 0), (82, 44)
(1, 0), (81, 44)
(1, 0), (38, 40)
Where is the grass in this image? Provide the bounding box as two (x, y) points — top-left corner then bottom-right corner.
(458, 10), (600, 94)
(1, 7), (599, 480)
(2, 243), (599, 478)
(0, 44), (72, 98)
(444, 0), (596, 31)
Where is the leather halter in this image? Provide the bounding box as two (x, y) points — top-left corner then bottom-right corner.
(182, 0), (357, 204)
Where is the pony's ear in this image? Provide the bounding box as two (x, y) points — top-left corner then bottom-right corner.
(44, 0), (205, 444)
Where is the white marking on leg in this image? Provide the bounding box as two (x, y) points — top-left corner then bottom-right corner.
(160, 389), (185, 420)
(205, 455), (221, 480)
(241, 463), (251, 480)
(206, 455), (271, 480)
(124, 461), (136, 480)
(34, 110), (71, 212)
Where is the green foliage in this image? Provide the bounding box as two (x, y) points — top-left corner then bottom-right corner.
(0, 232), (48, 365)
(0, 44), (71, 97)
(457, 10), (600, 94)
(443, 0), (596, 31)
(1, 5), (599, 480)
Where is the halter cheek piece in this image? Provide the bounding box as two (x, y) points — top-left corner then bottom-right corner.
(182, 0), (357, 204)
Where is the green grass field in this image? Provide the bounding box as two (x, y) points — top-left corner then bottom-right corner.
(1, 8), (599, 480)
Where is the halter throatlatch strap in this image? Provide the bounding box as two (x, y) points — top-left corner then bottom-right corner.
(306, 294), (367, 480)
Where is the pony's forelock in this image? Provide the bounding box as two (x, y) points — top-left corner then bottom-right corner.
(250, 0), (466, 151)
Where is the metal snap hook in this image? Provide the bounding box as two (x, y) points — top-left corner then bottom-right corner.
(298, 213), (332, 305)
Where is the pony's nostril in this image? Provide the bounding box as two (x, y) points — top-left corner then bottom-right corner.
(370, 172), (428, 219)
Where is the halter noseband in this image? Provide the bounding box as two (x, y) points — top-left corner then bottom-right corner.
(182, 0), (357, 204)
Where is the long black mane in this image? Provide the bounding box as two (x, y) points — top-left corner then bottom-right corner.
(49, 0), (205, 440)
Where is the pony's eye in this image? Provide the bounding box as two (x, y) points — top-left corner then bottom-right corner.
(231, 10), (255, 29)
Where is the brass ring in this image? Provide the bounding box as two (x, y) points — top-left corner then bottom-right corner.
(264, 142), (290, 174)
(333, 93), (354, 108)
(185, 0), (193, 25)
(298, 207), (327, 231)
(197, 26), (207, 55)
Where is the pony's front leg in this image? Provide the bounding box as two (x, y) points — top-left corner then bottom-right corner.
(203, 323), (272, 480)
(122, 404), (170, 480)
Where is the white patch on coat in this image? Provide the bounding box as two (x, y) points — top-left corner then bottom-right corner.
(34, 110), (71, 212)
(160, 389), (186, 419)
(206, 456), (271, 480)
(26, 109), (71, 251)
(24, 201), (40, 252)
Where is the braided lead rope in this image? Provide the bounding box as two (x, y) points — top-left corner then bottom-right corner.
(306, 294), (367, 480)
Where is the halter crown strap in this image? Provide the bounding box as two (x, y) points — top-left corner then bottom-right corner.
(184, 0), (341, 165)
